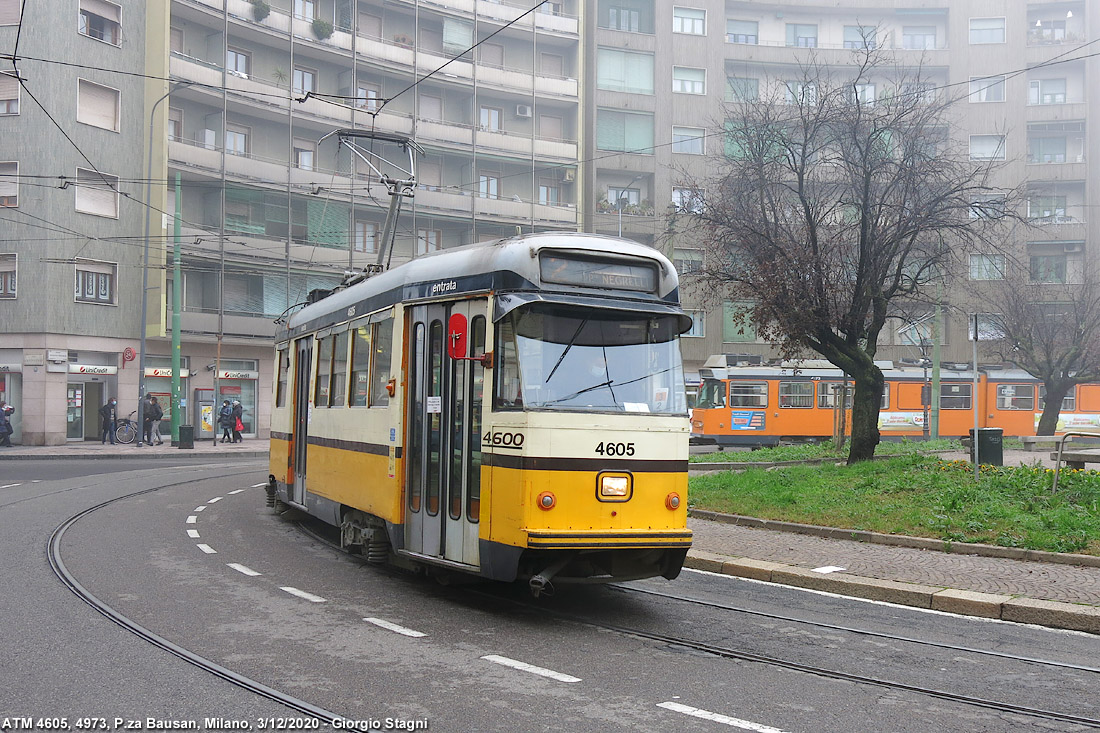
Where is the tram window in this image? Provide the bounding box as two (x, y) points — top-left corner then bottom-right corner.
(427, 320), (443, 516)
(314, 335), (333, 406)
(370, 317), (393, 406)
(275, 347), (289, 408)
(467, 316), (485, 523)
(729, 382), (766, 407)
(997, 384), (1034, 410)
(881, 383), (889, 410)
(695, 379), (726, 409)
(939, 383), (971, 409)
(331, 331), (348, 407)
(778, 381), (813, 408)
(1080, 385), (1100, 412)
(817, 382), (853, 409)
(1038, 385), (1075, 411)
(349, 325), (371, 407)
(495, 318), (523, 409)
(897, 383), (924, 411)
(409, 323), (424, 513)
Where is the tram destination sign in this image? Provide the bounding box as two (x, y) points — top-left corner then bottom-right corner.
(539, 253), (657, 293)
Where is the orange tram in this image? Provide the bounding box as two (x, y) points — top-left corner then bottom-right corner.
(690, 358), (1100, 447)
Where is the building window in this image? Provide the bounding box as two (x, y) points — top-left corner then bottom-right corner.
(357, 84), (380, 112)
(293, 67), (316, 96)
(478, 174), (499, 199)
(969, 135), (1006, 160)
(540, 52), (564, 78)
(902, 26), (936, 50)
(672, 126), (705, 154)
(354, 220), (377, 253)
(477, 42), (504, 68)
(785, 81), (817, 105)
(0, 0), (22, 25)
(785, 23), (818, 48)
(997, 384), (1035, 410)
(722, 301), (756, 342)
(684, 310), (705, 337)
(1028, 195), (1068, 220)
(74, 168), (119, 218)
(479, 106), (501, 132)
(0, 161), (17, 207)
(226, 48), (250, 78)
(293, 139), (315, 170)
(853, 83), (875, 106)
(843, 25), (876, 49)
(673, 248), (703, 275)
(672, 187), (703, 214)
(596, 48), (655, 95)
(969, 253), (1006, 280)
(902, 82), (937, 105)
(1030, 19), (1067, 45)
(1029, 78), (1067, 105)
(608, 187), (639, 209)
(673, 7), (705, 35)
(0, 71), (18, 115)
(443, 17), (474, 56)
(416, 228), (441, 255)
(76, 79), (120, 132)
(1030, 135), (1067, 164)
(672, 66), (705, 94)
(596, 109), (654, 153)
(969, 75), (1005, 102)
(170, 26), (183, 53)
(970, 17), (1006, 44)
(969, 312), (1005, 341)
(293, 0), (316, 21)
(419, 94), (442, 120)
(726, 76), (758, 101)
(969, 194), (1006, 219)
(1030, 254), (1068, 283)
(0, 254), (14, 298)
(79, 0), (121, 46)
(726, 19), (757, 44)
(225, 124), (250, 156)
(538, 180), (560, 206)
(605, 3), (640, 32)
(74, 260), (116, 305)
(168, 107), (182, 141)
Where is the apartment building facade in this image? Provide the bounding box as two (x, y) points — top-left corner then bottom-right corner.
(0, 0), (579, 444)
(583, 0), (1098, 385)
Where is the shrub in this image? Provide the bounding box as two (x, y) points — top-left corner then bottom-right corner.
(312, 18), (334, 40)
(250, 0), (270, 22)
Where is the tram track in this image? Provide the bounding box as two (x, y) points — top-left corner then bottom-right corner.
(48, 478), (349, 726)
(291, 517), (1100, 728)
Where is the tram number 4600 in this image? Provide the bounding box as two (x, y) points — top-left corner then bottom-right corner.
(484, 430), (524, 448)
(595, 441), (635, 456)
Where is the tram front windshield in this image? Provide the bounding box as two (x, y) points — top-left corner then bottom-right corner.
(495, 303), (687, 415)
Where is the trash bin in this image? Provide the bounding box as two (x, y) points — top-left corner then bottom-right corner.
(178, 424), (194, 450)
(969, 427), (1002, 466)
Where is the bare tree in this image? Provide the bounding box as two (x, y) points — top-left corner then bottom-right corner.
(982, 260), (1100, 435)
(694, 50), (1014, 463)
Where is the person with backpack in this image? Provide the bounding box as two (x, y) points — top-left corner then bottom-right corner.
(142, 395), (164, 446)
(99, 398), (118, 445)
(0, 400), (13, 447)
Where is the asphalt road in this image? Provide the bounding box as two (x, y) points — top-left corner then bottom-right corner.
(4, 460), (1100, 732)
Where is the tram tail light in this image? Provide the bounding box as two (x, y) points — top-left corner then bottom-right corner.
(537, 491), (556, 510)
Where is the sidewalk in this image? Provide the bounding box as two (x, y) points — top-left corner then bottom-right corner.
(686, 449), (1100, 634)
(0, 436), (268, 459)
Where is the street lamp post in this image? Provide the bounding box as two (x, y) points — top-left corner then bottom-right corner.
(616, 174), (645, 238)
(137, 81), (192, 445)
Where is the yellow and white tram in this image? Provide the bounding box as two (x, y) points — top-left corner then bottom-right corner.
(268, 232), (693, 593)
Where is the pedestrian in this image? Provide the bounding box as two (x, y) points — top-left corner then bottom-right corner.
(218, 399), (234, 443)
(231, 399), (244, 443)
(141, 394), (163, 445)
(0, 400), (13, 447)
(99, 397), (118, 445)
(148, 396), (164, 445)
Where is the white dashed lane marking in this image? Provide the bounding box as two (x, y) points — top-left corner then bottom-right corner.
(229, 489), (247, 494)
(480, 655), (580, 683)
(363, 618), (426, 637)
(228, 563), (261, 577)
(186, 515), (197, 524)
(0, 483), (22, 489)
(208, 496), (222, 503)
(194, 506), (206, 512)
(250, 483), (266, 488)
(657, 702), (789, 732)
(186, 529), (200, 539)
(196, 544), (217, 554)
(280, 586), (326, 603)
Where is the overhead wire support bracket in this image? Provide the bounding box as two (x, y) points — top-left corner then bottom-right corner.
(319, 129), (424, 272)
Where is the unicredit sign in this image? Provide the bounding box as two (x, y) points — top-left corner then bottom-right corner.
(69, 364), (118, 375)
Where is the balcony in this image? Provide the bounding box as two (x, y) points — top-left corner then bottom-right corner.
(417, 119), (474, 148)
(476, 127), (533, 156)
(356, 34), (415, 70)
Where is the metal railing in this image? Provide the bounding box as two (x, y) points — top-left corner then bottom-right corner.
(1051, 430), (1100, 491)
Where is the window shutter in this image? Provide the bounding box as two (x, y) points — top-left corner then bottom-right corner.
(442, 19), (472, 54)
(0, 162), (16, 200)
(0, 72), (17, 100)
(77, 80), (119, 131)
(75, 169), (119, 217)
(0, 0), (22, 25)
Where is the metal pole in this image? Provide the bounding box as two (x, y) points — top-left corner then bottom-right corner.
(139, 81), (191, 446)
(931, 301), (941, 439)
(170, 173), (182, 444)
(973, 314), (980, 479)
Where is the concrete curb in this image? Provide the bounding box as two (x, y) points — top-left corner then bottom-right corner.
(688, 509), (1100, 569)
(685, 551), (1100, 634)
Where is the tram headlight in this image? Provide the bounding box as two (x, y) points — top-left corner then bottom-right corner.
(597, 473), (632, 501)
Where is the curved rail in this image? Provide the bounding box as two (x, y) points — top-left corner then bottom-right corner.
(1052, 430), (1100, 492)
(48, 481), (348, 725)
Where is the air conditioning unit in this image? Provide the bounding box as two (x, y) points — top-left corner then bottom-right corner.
(561, 169), (576, 183)
(515, 104), (532, 118)
(1064, 242), (1083, 253)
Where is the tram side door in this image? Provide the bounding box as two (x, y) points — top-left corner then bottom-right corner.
(405, 300), (485, 566)
(291, 336), (312, 506)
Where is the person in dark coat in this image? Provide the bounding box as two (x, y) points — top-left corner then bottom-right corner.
(0, 400), (13, 447)
(141, 395), (164, 445)
(231, 400), (244, 443)
(218, 399), (234, 443)
(99, 398), (117, 444)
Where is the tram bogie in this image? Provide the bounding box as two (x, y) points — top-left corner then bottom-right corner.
(269, 233), (694, 592)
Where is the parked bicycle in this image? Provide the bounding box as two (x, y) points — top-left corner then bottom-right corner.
(115, 411), (138, 444)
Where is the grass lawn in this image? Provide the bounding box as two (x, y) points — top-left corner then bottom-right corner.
(689, 438), (965, 463)
(688, 453), (1100, 555)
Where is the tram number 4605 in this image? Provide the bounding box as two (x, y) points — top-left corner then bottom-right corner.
(595, 441), (635, 456)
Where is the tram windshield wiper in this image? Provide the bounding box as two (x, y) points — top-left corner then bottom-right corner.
(544, 379), (615, 405)
(545, 317), (588, 383)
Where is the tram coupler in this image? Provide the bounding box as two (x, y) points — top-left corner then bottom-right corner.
(529, 556), (572, 598)
(265, 474), (278, 508)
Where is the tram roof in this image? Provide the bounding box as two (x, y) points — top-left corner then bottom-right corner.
(282, 232), (684, 339)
